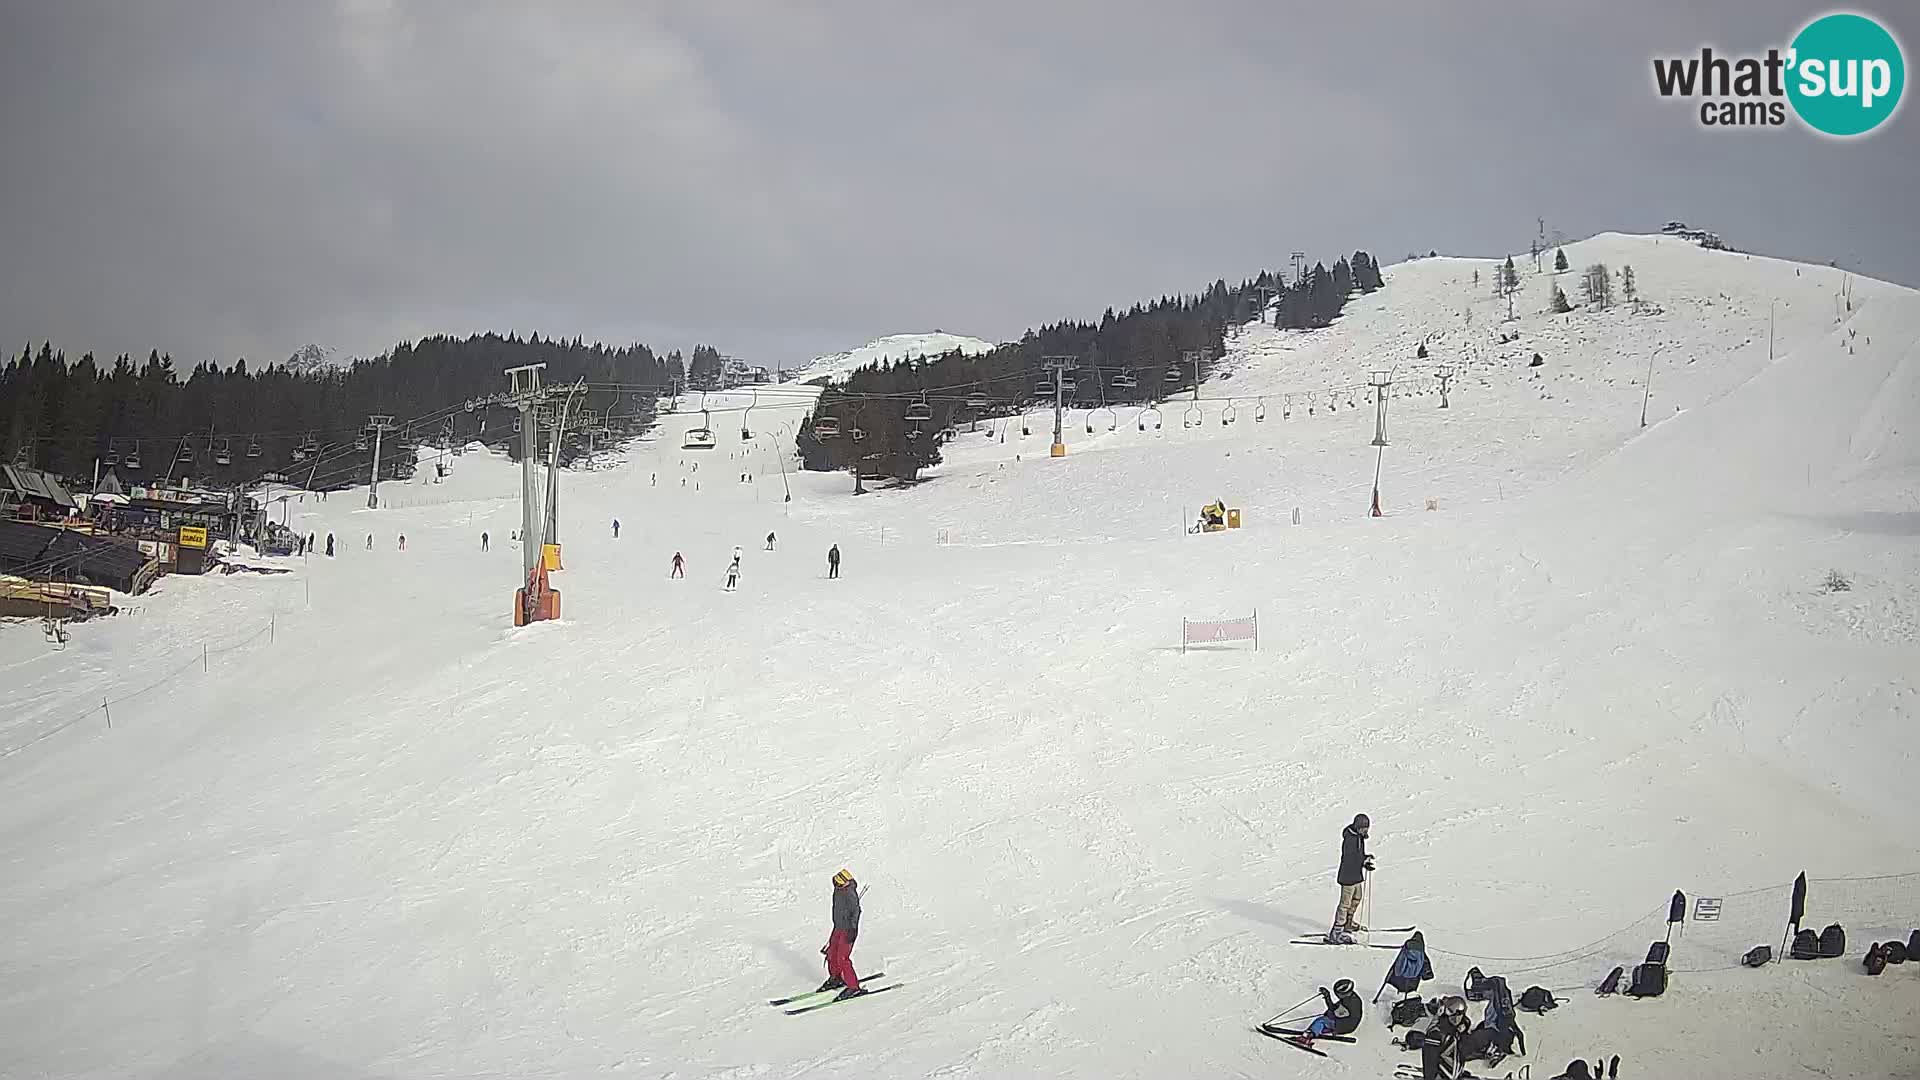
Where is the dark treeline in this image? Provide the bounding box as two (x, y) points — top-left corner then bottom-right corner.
(797, 252), (1381, 485)
(1, 334), (687, 488)
(1275, 252), (1384, 329)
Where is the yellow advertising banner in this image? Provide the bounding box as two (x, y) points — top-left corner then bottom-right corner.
(178, 525), (209, 549)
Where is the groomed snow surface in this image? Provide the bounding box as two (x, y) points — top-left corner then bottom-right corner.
(3, 235), (1918, 1078)
(792, 331), (995, 384)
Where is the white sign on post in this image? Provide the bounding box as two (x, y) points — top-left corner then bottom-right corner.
(1693, 897), (1723, 922)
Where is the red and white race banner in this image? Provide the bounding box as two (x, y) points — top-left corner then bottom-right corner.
(1181, 611), (1257, 652)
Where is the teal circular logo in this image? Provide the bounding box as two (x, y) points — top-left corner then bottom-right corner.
(1787, 12), (1905, 136)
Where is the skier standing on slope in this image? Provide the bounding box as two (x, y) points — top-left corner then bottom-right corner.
(1328, 812), (1374, 943)
(819, 868), (865, 1000)
(612, 519), (620, 539)
(481, 531), (489, 552)
(827, 543), (841, 579)
(724, 552), (741, 591)
(670, 552), (684, 578)
(326, 533), (335, 558)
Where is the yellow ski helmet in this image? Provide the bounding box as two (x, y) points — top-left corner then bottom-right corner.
(832, 868), (853, 888)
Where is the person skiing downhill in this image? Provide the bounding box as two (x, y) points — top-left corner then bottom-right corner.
(670, 552), (685, 578)
(819, 868), (865, 1000)
(612, 519), (620, 539)
(724, 553), (741, 591)
(1328, 813), (1374, 942)
(765, 531), (776, 551)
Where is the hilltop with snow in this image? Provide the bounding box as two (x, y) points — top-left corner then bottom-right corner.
(2, 234), (1916, 1079)
(794, 330), (995, 383)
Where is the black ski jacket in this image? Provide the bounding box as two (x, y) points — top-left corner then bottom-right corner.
(832, 882), (861, 942)
(1321, 985), (1364, 1035)
(1337, 824), (1369, 885)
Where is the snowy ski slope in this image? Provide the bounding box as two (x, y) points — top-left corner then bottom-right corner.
(793, 331), (996, 384)
(2, 235), (1917, 1079)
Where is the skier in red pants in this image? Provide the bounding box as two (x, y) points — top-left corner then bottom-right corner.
(819, 868), (865, 1000)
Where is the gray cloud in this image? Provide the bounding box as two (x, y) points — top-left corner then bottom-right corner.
(1, 1), (1912, 370)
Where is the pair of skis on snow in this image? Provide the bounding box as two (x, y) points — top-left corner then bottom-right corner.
(1288, 924), (1416, 948)
(1254, 1023), (1356, 1058)
(768, 972), (901, 1015)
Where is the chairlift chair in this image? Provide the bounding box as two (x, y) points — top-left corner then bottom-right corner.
(176, 442), (194, 462)
(966, 391), (990, 409)
(814, 416), (842, 438)
(1035, 378), (1055, 396)
(214, 438), (232, 466)
(1114, 372), (1139, 390)
(247, 438), (262, 458)
(1138, 405), (1163, 432)
(1255, 400), (1267, 422)
(905, 395), (933, 424)
(1222, 402), (1238, 426)
(1183, 404), (1203, 429)
(1164, 368), (1183, 384)
(683, 409), (718, 450)
(1060, 376), (1078, 393)
(104, 444), (120, 467)
(355, 432), (370, 451)
(125, 448), (143, 469)
(850, 426), (867, 442)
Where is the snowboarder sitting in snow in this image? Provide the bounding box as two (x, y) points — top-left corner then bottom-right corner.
(819, 868), (865, 1001)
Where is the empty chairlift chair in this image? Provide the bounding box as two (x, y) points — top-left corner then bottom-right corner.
(813, 415), (842, 438)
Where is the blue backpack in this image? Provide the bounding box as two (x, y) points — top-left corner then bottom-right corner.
(1386, 931), (1435, 992)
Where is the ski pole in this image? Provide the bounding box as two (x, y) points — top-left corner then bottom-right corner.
(1261, 991), (1321, 1029)
(1364, 867), (1375, 943)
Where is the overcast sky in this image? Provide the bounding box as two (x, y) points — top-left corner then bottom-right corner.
(1, 1), (1913, 371)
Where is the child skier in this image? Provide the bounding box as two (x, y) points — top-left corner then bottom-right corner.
(819, 868), (865, 1000)
(1306, 979), (1363, 1037)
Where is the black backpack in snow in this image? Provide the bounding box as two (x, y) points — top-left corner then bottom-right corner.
(1465, 966), (1492, 1001)
(1863, 942), (1888, 976)
(1519, 985), (1560, 1013)
(1625, 962), (1667, 998)
(1789, 928), (1820, 959)
(1389, 996), (1428, 1028)
(1885, 939), (1908, 964)
(1741, 945), (1772, 968)
(1595, 965), (1624, 995)
(1817, 923), (1846, 958)
(1625, 942), (1668, 999)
